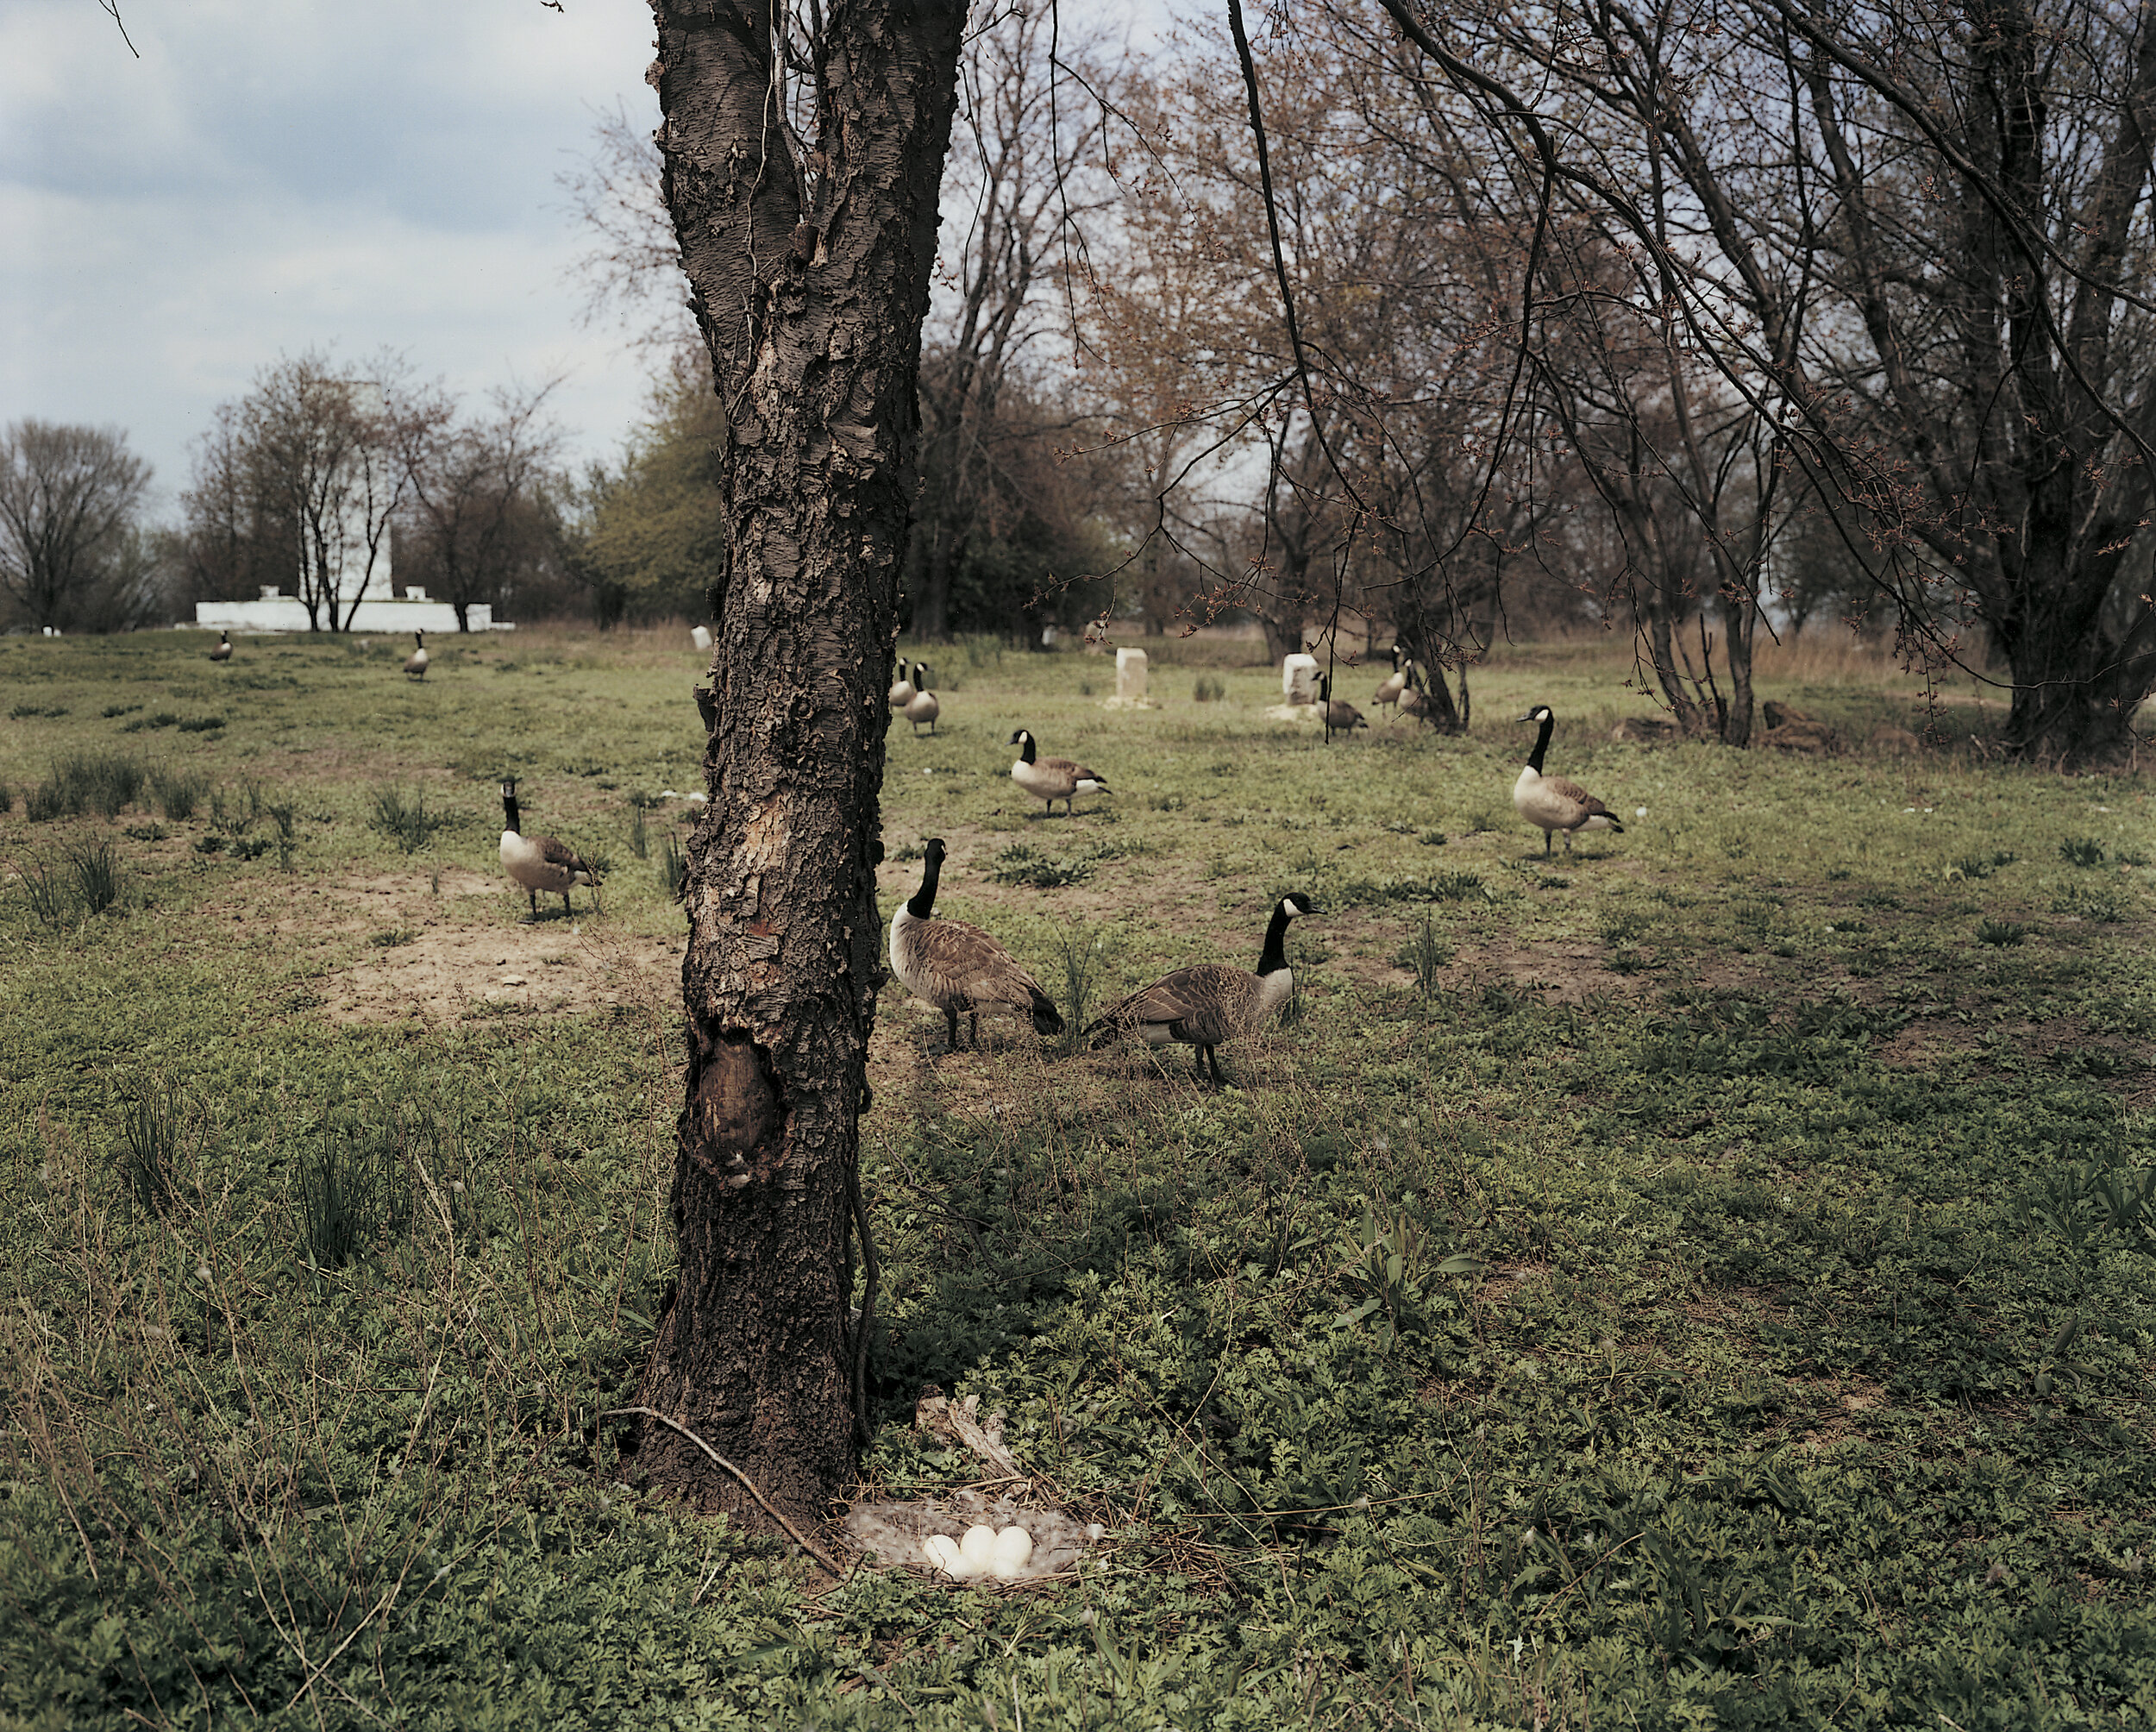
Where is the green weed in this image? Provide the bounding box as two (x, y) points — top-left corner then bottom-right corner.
(65, 837), (122, 915)
(1976, 916), (2028, 946)
(369, 783), (454, 853)
(2060, 835), (2107, 867)
(1401, 911), (1452, 995)
(148, 763), (209, 819)
(26, 750), (144, 820)
(628, 799), (649, 860)
(113, 1077), (185, 1217)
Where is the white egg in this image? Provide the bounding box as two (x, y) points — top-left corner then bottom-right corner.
(921, 1534), (963, 1574)
(956, 1524), (1000, 1577)
(988, 1526), (1034, 1578)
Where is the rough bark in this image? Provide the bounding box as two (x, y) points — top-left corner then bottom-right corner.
(634, 0), (963, 1531)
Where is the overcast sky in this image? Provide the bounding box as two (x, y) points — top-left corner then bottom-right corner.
(2, 0), (1162, 523)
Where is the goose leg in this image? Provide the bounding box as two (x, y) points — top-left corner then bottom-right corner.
(943, 1007), (961, 1051)
(968, 1010), (981, 1049)
(528, 888), (540, 919)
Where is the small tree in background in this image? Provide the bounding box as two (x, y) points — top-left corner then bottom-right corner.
(0, 419), (153, 632)
(393, 381), (563, 632)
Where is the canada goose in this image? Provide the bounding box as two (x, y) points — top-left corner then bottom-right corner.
(692, 624), (713, 653)
(1086, 892), (1317, 1087)
(888, 662), (917, 708)
(403, 631), (429, 679)
(888, 838), (1063, 1051)
(1007, 728), (1109, 817)
(498, 778), (603, 918)
(1373, 645), (1407, 715)
(904, 663), (941, 736)
(208, 631), (233, 662)
(1319, 674), (1367, 742)
(1514, 705), (1623, 857)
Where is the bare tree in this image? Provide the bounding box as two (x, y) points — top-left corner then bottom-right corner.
(1363, 0), (2156, 757)
(395, 382), (563, 631)
(182, 353), (409, 631)
(0, 419), (151, 631)
(630, 0), (964, 1530)
(908, 9), (1119, 642)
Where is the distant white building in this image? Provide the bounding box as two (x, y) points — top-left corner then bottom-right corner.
(195, 585), (511, 635)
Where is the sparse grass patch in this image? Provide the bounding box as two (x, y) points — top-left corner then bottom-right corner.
(1976, 915), (2028, 946)
(26, 750), (144, 820)
(2060, 834), (2107, 867)
(148, 762), (209, 820)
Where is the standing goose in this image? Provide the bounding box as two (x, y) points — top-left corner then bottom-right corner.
(1372, 645), (1407, 716)
(498, 778), (603, 918)
(208, 631), (234, 662)
(888, 838), (1063, 1051)
(403, 631), (429, 679)
(1319, 674), (1367, 742)
(903, 662), (941, 736)
(1514, 705), (1624, 857)
(887, 661), (917, 708)
(1086, 892), (1318, 1087)
(1007, 728), (1110, 817)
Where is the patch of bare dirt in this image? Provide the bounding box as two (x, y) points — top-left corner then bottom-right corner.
(291, 870), (686, 1026)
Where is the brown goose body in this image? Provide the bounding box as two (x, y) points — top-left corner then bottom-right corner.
(403, 631), (429, 678)
(209, 631), (233, 662)
(498, 780), (601, 916)
(889, 838), (1062, 1050)
(1086, 893), (1315, 1086)
(1514, 706), (1623, 856)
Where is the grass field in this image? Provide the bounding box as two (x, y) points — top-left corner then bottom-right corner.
(3, 624), (2153, 1729)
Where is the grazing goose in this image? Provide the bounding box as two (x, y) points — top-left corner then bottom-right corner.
(887, 662), (917, 708)
(1319, 674), (1367, 742)
(888, 838), (1063, 1051)
(904, 663), (941, 736)
(403, 631), (429, 679)
(498, 778), (603, 918)
(1372, 645), (1407, 716)
(1007, 728), (1109, 817)
(1514, 705), (1624, 857)
(1086, 892), (1317, 1087)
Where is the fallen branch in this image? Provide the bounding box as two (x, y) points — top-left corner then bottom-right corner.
(599, 1406), (844, 1575)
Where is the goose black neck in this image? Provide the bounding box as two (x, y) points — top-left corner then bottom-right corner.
(1016, 733), (1037, 765)
(1257, 904), (1293, 976)
(907, 849), (943, 919)
(1526, 712), (1553, 774)
(502, 793), (521, 833)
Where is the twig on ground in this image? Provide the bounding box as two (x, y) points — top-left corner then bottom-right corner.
(599, 1405), (844, 1574)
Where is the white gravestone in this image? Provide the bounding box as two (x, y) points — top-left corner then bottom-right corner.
(1116, 648), (1149, 703)
(1282, 654), (1319, 705)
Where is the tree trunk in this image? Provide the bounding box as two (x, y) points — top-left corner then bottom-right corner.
(634, 0), (963, 1532)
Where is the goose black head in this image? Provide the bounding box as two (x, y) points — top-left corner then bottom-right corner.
(1519, 704), (1554, 725)
(923, 837), (947, 867)
(1006, 728), (1032, 748)
(1279, 891), (1318, 919)
(498, 776), (517, 801)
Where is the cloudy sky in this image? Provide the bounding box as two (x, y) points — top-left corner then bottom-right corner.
(2, 0), (1157, 523)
